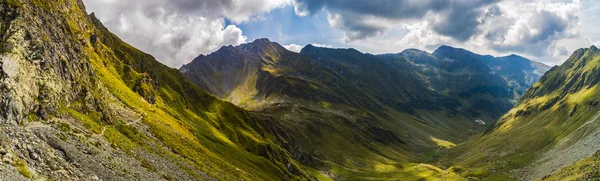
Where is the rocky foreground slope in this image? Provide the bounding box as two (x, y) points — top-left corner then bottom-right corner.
(0, 0), (314, 180)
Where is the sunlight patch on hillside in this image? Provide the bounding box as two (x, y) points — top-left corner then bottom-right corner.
(431, 136), (456, 149)
(568, 85), (598, 104)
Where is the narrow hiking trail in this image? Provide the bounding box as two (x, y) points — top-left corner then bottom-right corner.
(94, 114), (143, 138)
(25, 122), (51, 130)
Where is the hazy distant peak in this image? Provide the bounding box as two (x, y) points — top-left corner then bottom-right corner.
(400, 48), (429, 54)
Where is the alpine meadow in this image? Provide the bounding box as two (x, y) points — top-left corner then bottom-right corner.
(0, 0), (599, 180)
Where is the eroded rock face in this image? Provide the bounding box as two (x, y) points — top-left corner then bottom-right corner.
(0, 0), (106, 125)
(0, 1), (311, 180)
(1, 13), (39, 125)
(1, 54), (18, 78)
(0, 1), (189, 180)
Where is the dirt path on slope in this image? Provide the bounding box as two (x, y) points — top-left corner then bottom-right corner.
(25, 122), (51, 130)
(93, 114), (142, 138)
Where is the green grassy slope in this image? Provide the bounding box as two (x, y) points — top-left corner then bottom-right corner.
(1, 0), (319, 180)
(444, 46), (600, 180)
(3, 0), (573, 180)
(181, 40), (477, 180)
(88, 25), (311, 180)
(180, 40), (549, 180)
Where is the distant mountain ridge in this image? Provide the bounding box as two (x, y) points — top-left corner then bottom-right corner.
(385, 44), (550, 118)
(180, 39), (551, 180)
(404, 45), (549, 98)
(182, 40), (550, 119)
(432, 45), (549, 95)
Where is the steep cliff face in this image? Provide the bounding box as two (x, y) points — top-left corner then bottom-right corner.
(0, 0), (89, 125)
(0, 1), (313, 180)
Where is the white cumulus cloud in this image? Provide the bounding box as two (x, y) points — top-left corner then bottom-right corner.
(283, 44), (303, 52)
(83, 0), (290, 68)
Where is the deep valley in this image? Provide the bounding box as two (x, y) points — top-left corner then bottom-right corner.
(0, 0), (598, 181)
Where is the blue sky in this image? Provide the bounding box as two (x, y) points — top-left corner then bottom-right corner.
(84, 0), (599, 68)
(581, 0), (600, 41)
(233, 6), (340, 47)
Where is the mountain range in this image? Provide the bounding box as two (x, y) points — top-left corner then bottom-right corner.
(181, 38), (550, 140)
(179, 38), (550, 179)
(2, 0), (600, 180)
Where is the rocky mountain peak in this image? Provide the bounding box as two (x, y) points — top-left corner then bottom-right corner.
(401, 48), (429, 54)
(238, 38), (287, 56)
(433, 45), (464, 54)
(433, 45), (482, 63)
(251, 38), (272, 44)
(299, 44), (361, 57)
(299, 44), (317, 55)
(506, 54), (523, 59)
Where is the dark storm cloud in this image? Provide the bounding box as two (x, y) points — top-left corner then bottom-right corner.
(485, 8), (578, 57)
(327, 11), (389, 41)
(294, 0), (499, 41)
(432, 2), (495, 41)
(528, 11), (569, 44)
(168, 0), (233, 13)
(295, 0), (449, 19)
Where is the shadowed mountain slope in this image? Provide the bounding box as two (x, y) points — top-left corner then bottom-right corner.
(180, 39), (550, 180)
(382, 46), (550, 120)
